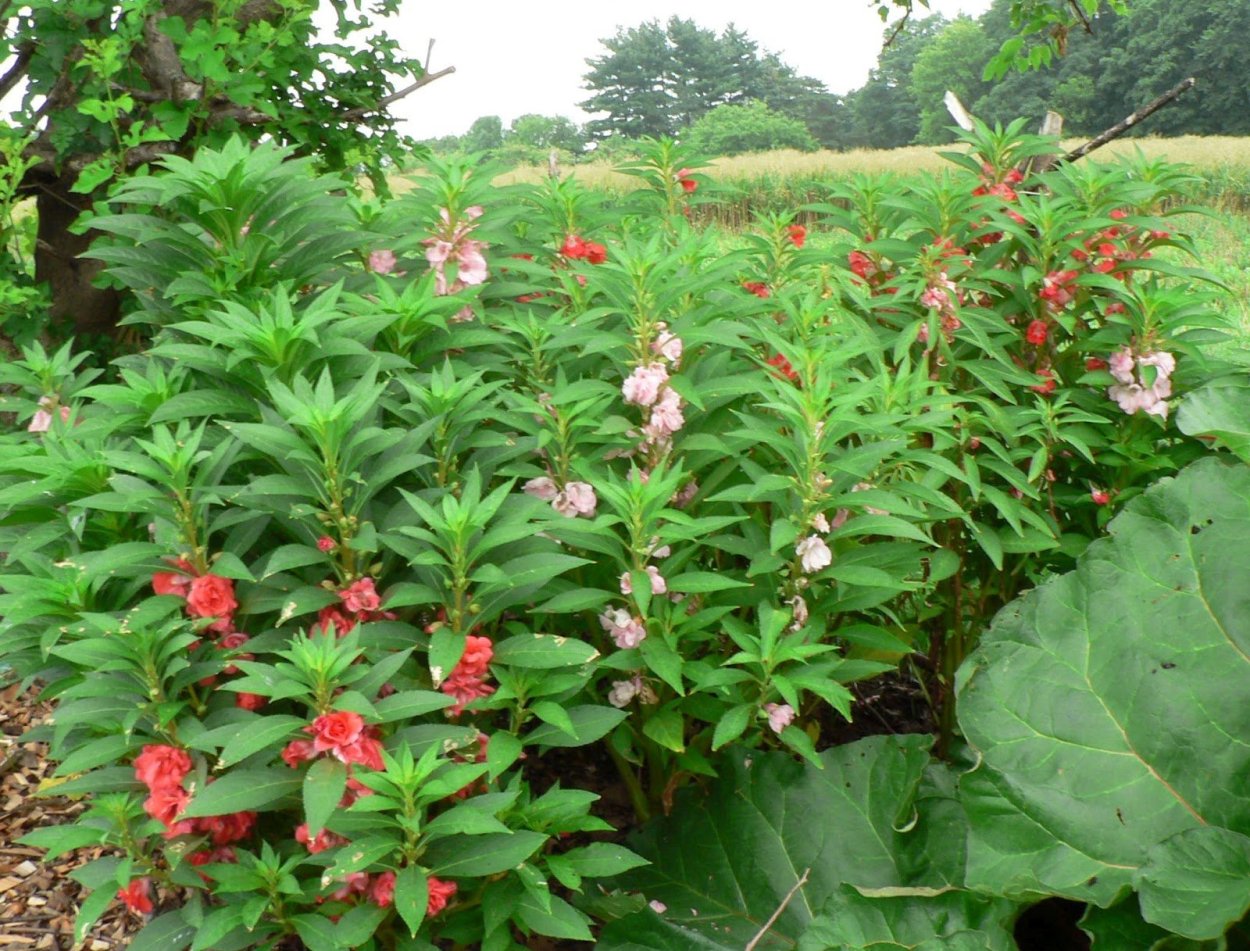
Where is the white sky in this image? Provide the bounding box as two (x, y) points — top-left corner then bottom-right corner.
(374, 0), (993, 139)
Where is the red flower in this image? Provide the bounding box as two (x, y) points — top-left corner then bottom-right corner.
(676, 168), (697, 193)
(427, 876), (458, 916)
(1025, 320), (1049, 346)
(310, 710), (365, 756)
(1085, 357), (1108, 371)
(369, 871), (396, 909)
(340, 734), (385, 771)
(786, 224), (806, 248)
(766, 353), (799, 384)
(296, 824), (348, 854)
(584, 241), (607, 265)
(1091, 488), (1111, 506)
(196, 810), (256, 846)
(185, 574), (237, 622)
(281, 738), (316, 768)
(1031, 368), (1056, 395)
(340, 578), (380, 614)
(152, 558), (195, 598)
(134, 745), (192, 792)
(317, 536), (337, 553)
(117, 878), (153, 915)
(328, 872), (371, 903)
(188, 847), (236, 868)
(847, 250), (877, 280)
(560, 234), (588, 259)
(235, 692), (266, 711)
(143, 785), (191, 833)
(316, 606), (357, 637)
(458, 635), (493, 676)
(742, 280), (770, 298)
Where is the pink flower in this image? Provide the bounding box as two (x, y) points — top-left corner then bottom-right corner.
(622, 364), (669, 407)
(425, 240), (454, 267)
(553, 481), (597, 518)
(795, 535), (832, 574)
(329, 872), (371, 903)
(649, 899), (668, 914)
(620, 565), (667, 596)
(317, 536), (337, 553)
(456, 242), (489, 285)
(1090, 487), (1111, 506)
(645, 388), (685, 439)
(764, 702), (795, 734)
(152, 558), (195, 598)
(652, 326), (683, 364)
(608, 677), (641, 708)
(440, 635), (496, 716)
(427, 877), (458, 916)
(523, 476), (559, 501)
(340, 577), (381, 614)
(367, 249), (397, 274)
(369, 871), (396, 908)
(309, 711), (365, 758)
(27, 399), (71, 433)
(1108, 346), (1136, 385)
(787, 595), (808, 628)
(676, 168), (697, 193)
(599, 608), (647, 649)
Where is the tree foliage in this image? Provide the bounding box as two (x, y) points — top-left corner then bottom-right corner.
(2, 0), (438, 338)
(579, 17), (834, 145)
(686, 101), (819, 157)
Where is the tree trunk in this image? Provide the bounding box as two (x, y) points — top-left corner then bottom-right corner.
(32, 176), (122, 336)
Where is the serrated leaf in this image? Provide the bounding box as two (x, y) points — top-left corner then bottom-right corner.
(394, 864), (428, 937)
(422, 831), (547, 876)
(493, 633), (599, 669)
(181, 768), (300, 818)
(304, 758), (347, 837)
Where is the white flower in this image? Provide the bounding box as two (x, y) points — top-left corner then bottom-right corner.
(795, 535), (832, 574)
(608, 678), (641, 708)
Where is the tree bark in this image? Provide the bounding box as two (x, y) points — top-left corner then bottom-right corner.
(32, 177), (122, 335)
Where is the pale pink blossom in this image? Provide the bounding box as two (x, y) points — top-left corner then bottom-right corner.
(27, 398), (70, 433)
(796, 534), (832, 574)
(812, 513), (831, 533)
(645, 388), (684, 438)
(652, 327), (683, 364)
(456, 242), (489, 285)
(557, 481), (597, 518)
(425, 240), (454, 268)
(608, 677), (641, 708)
(764, 702), (795, 734)
(829, 508), (850, 530)
(670, 480), (698, 509)
(367, 249), (397, 274)
(622, 364), (669, 407)
(649, 900), (668, 914)
(599, 608), (647, 649)
(1108, 347), (1136, 385)
(1107, 347), (1175, 420)
(620, 565), (667, 596)
(523, 476), (558, 501)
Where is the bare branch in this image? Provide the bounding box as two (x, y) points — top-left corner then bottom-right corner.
(744, 868), (811, 951)
(1067, 0), (1093, 33)
(0, 40), (32, 100)
(883, 10), (912, 49)
(339, 65), (455, 121)
(1062, 77), (1196, 164)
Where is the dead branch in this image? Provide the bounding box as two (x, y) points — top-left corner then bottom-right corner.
(1062, 77), (1196, 164)
(340, 66), (456, 121)
(744, 867), (811, 951)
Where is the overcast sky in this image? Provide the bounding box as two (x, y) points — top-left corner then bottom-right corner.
(371, 0), (993, 139)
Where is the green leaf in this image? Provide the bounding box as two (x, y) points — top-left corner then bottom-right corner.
(523, 705), (627, 748)
(181, 767), (301, 818)
(797, 885), (1018, 951)
(666, 571), (752, 593)
(127, 910), (195, 951)
(710, 703), (753, 750)
(218, 715), (305, 767)
(641, 704), (684, 752)
(514, 893), (593, 941)
(394, 865), (428, 937)
(1177, 383), (1250, 463)
(607, 736), (951, 947)
(304, 758), (347, 837)
(956, 458), (1250, 920)
(493, 633), (600, 669)
(559, 843), (649, 879)
(423, 830), (547, 876)
(1135, 827), (1250, 940)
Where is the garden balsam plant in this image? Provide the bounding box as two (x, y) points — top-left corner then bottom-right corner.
(0, 127), (1239, 947)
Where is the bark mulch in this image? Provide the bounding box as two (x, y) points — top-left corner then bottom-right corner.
(0, 682), (138, 950)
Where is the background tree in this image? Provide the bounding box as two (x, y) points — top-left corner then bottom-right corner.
(910, 18), (994, 143)
(841, 15), (947, 149)
(685, 100), (819, 157)
(506, 114), (587, 155)
(580, 17), (839, 145)
(460, 115), (505, 154)
(3, 0), (446, 337)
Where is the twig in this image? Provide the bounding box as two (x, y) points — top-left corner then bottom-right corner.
(1066, 0), (1092, 32)
(1062, 77), (1196, 164)
(340, 66), (455, 121)
(744, 867), (810, 951)
(0, 40), (31, 100)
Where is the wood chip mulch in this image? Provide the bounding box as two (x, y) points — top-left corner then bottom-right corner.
(0, 682), (139, 950)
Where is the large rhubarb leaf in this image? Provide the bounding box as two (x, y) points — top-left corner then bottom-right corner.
(956, 457), (1250, 936)
(596, 735), (1016, 950)
(1177, 383), (1250, 463)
